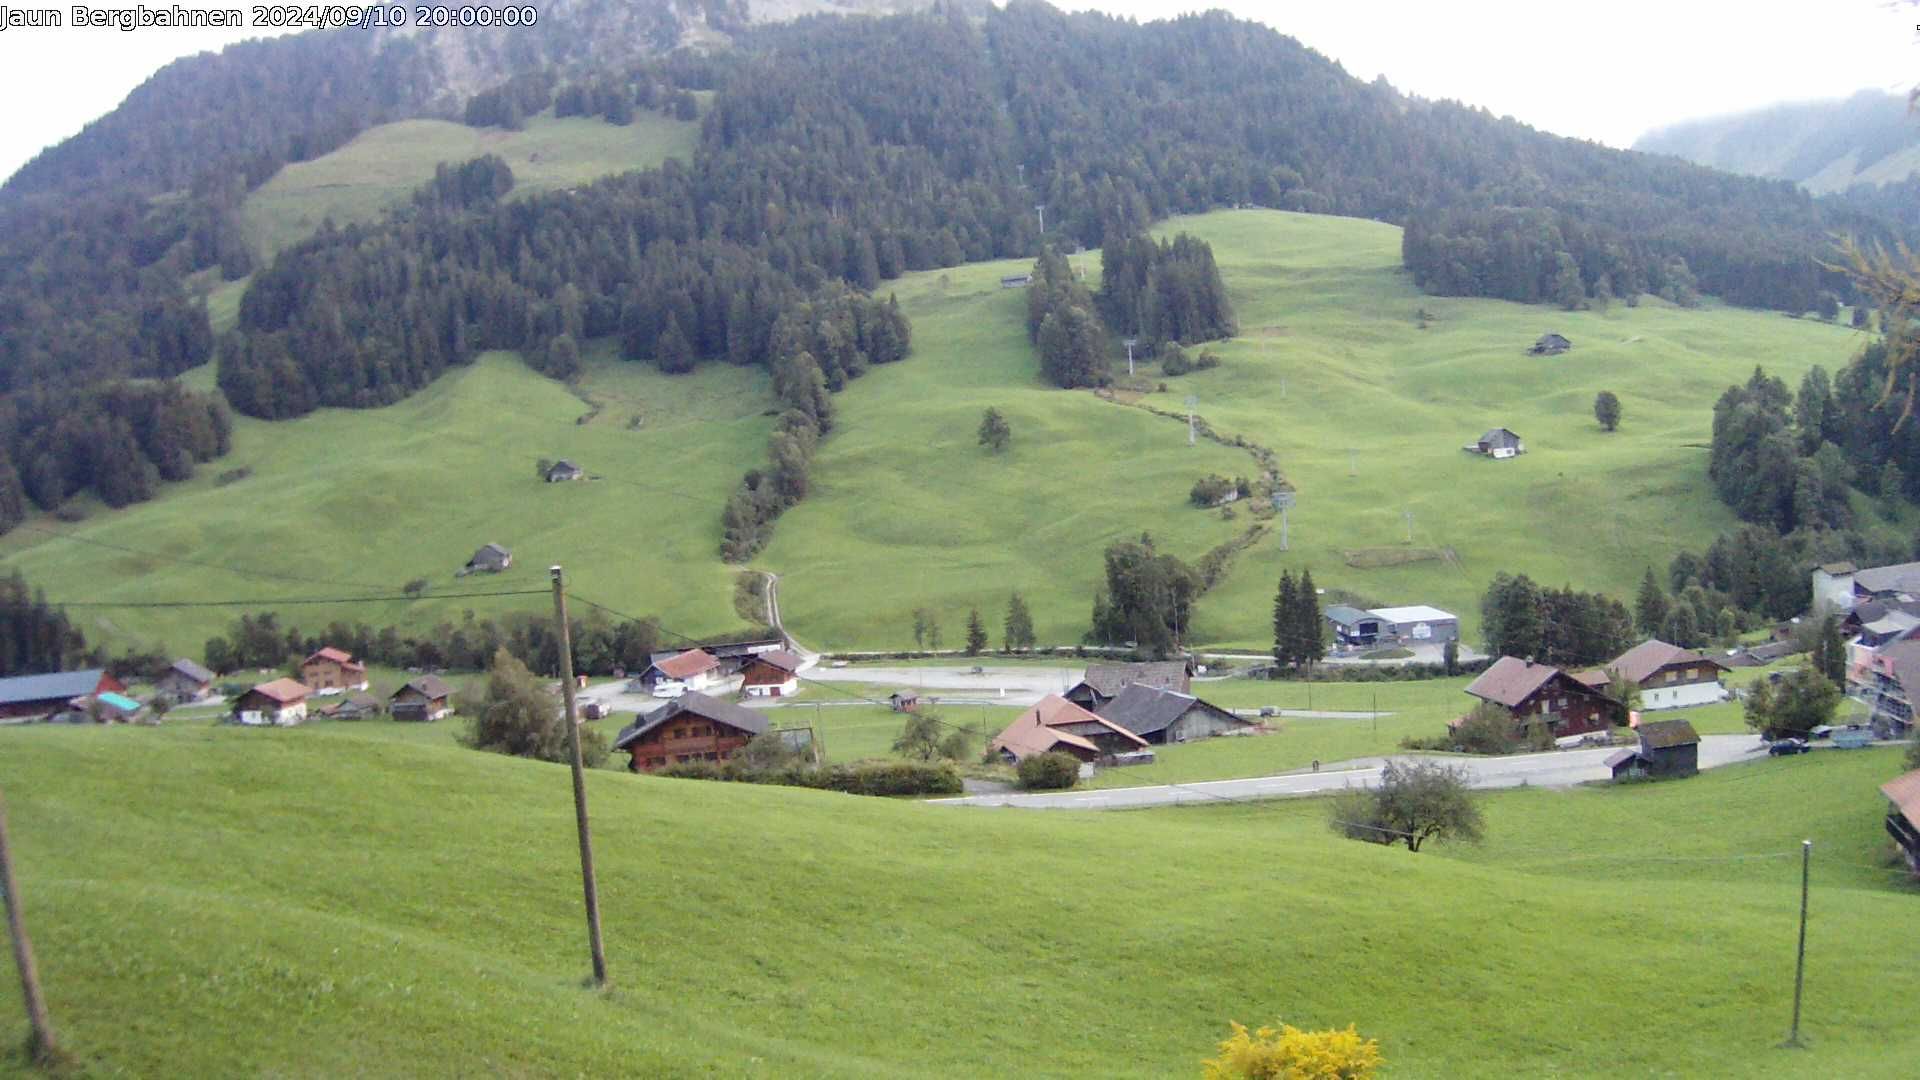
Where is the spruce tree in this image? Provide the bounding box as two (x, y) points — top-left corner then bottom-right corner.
(1812, 615), (1846, 686)
(1272, 571), (1298, 668)
(1634, 568), (1668, 637)
(1004, 592), (1035, 652)
(1294, 570), (1326, 669)
(965, 608), (988, 656)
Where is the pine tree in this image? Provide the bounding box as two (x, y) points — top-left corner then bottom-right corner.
(1294, 570), (1326, 668)
(978, 407), (1011, 452)
(1812, 615), (1846, 686)
(1634, 568), (1669, 637)
(1272, 571), (1298, 668)
(655, 314), (695, 374)
(912, 608), (929, 649)
(1004, 592), (1035, 652)
(965, 608), (987, 656)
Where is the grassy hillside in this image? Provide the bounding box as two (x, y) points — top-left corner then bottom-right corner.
(241, 113), (699, 260)
(0, 350), (768, 651)
(0, 726), (1912, 1076)
(1, 210), (1874, 657)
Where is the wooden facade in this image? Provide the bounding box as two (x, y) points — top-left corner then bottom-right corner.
(300, 648), (368, 692)
(613, 692), (768, 772)
(1465, 656), (1611, 738)
(0, 669), (125, 721)
(390, 676), (453, 722)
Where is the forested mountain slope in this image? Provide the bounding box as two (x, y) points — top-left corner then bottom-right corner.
(1635, 90), (1920, 195)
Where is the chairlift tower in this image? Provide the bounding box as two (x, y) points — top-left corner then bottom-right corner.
(1272, 490), (1296, 551)
(1124, 338), (1138, 376)
(1035, 204), (1046, 235)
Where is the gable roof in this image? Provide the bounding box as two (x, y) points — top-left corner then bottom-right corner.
(245, 678), (310, 705)
(0, 669), (109, 706)
(326, 692), (383, 714)
(469, 542), (511, 563)
(747, 650), (803, 674)
(1856, 561), (1920, 596)
(1095, 684), (1245, 739)
(1604, 748), (1643, 770)
(95, 692), (142, 713)
(169, 658), (214, 683)
(304, 646), (361, 668)
(1465, 656), (1574, 709)
(1478, 427), (1522, 447)
(990, 707), (1098, 757)
(1324, 605), (1370, 627)
(1075, 660), (1192, 698)
(1818, 561), (1858, 576)
(613, 691), (769, 749)
(1884, 768), (1920, 832)
(394, 675), (453, 701)
(1638, 718), (1699, 750)
(1024, 693), (1150, 748)
(1602, 639), (1727, 685)
(654, 649), (721, 680)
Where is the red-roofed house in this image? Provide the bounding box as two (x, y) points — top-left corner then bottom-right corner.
(300, 647), (368, 694)
(643, 649), (723, 696)
(989, 694), (1149, 763)
(232, 679), (311, 726)
(741, 650), (803, 698)
(1463, 656), (1611, 737)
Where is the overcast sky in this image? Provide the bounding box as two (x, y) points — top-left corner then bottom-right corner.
(0, 0), (1913, 185)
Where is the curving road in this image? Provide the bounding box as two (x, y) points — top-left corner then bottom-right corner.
(932, 734), (1772, 809)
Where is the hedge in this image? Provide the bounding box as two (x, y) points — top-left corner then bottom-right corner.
(655, 758), (962, 796)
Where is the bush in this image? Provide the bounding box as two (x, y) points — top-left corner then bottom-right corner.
(1194, 350), (1221, 370)
(1203, 1021), (1383, 1079)
(656, 758), (962, 796)
(1161, 342), (1193, 375)
(1017, 751), (1080, 790)
(1190, 474), (1237, 507)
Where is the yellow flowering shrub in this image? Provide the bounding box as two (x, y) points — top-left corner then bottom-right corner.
(1201, 1021), (1383, 1079)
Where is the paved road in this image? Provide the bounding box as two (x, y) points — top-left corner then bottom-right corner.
(932, 734), (1770, 809)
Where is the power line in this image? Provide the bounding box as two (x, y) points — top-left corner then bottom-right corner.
(0, 589), (549, 610)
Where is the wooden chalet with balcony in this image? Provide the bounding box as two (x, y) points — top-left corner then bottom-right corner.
(613, 692), (768, 772)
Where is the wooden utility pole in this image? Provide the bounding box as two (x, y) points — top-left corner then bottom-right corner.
(1784, 839), (1812, 1048)
(0, 786), (58, 1062)
(549, 566), (608, 987)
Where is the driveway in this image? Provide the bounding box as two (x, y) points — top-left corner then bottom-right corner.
(932, 734), (1768, 809)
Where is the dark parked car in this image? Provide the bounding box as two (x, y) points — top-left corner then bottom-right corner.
(1768, 738), (1811, 756)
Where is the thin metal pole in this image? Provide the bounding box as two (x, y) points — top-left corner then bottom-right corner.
(0, 786), (57, 1062)
(550, 566), (608, 987)
(1786, 839), (1811, 1047)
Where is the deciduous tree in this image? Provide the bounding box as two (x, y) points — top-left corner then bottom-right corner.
(1328, 760), (1484, 852)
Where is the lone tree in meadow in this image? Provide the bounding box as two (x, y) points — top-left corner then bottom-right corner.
(965, 608), (988, 656)
(1004, 592), (1036, 652)
(1329, 760), (1484, 852)
(978, 407), (1011, 453)
(1594, 390), (1622, 432)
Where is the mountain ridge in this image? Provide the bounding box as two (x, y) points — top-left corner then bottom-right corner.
(1634, 89), (1920, 194)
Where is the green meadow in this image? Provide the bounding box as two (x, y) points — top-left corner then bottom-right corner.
(240, 113), (699, 260)
(0, 350), (770, 651)
(0, 725), (1912, 1076)
(0, 209), (1877, 658)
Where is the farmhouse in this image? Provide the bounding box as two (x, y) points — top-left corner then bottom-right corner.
(1606, 718), (1700, 780)
(155, 658), (215, 702)
(1064, 659), (1194, 710)
(1463, 656), (1612, 737)
(465, 543), (512, 574)
(1327, 604), (1459, 647)
(545, 459), (585, 482)
(1883, 768), (1920, 876)
(741, 650), (803, 698)
(1527, 332), (1571, 355)
(1466, 427), (1525, 458)
(613, 692), (768, 772)
(301, 647), (368, 693)
(1009, 694), (1152, 757)
(0, 669), (125, 723)
(390, 675), (453, 722)
(643, 649), (725, 695)
(1578, 639), (1729, 710)
(1095, 684), (1255, 744)
(320, 692), (383, 720)
(232, 678), (311, 726)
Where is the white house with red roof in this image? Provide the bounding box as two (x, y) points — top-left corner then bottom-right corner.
(641, 649), (724, 697)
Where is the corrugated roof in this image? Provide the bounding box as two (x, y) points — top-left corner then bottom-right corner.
(1324, 605), (1370, 627)
(95, 692), (141, 712)
(1856, 561), (1920, 595)
(170, 658), (214, 683)
(1638, 718), (1699, 749)
(1881, 768), (1920, 831)
(0, 669), (107, 706)
(1095, 684), (1244, 739)
(1076, 661), (1192, 698)
(655, 649), (720, 680)
(614, 691), (769, 749)
(1369, 605), (1456, 624)
(1464, 656), (1563, 708)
